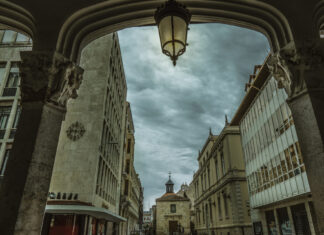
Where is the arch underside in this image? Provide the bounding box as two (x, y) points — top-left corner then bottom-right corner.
(0, 0), (295, 62)
(59, 0), (294, 62)
(0, 1), (36, 39)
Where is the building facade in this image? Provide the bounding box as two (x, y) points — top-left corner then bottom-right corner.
(120, 102), (143, 235)
(156, 176), (191, 235)
(231, 59), (318, 235)
(192, 128), (252, 235)
(43, 33), (128, 234)
(0, 29), (32, 188)
(177, 183), (195, 234)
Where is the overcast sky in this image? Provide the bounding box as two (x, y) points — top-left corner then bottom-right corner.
(118, 23), (269, 210)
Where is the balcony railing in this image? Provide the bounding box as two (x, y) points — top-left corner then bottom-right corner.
(2, 87), (17, 97)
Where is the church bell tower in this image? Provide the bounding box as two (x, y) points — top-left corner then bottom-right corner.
(165, 172), (174, 193)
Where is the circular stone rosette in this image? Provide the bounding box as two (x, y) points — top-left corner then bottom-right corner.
(66, 121), (85, 141)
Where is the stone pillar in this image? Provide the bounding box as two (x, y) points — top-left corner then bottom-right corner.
(0, 51), (83, 235)
(305, 202), (317, 235)
(267, 46), (324, 234)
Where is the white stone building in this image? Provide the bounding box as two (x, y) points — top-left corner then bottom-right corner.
(42, 33), (128, 234)
(0, 29), (31, 187)
(231, 58), (319, 235)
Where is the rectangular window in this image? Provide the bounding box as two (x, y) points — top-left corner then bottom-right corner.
(277, 207), (293, 235)
(223, 193), (229, 218)
(291, 203), (311, 235)
(170, 204), (176, 213)
(202, 205), (205, 224)
(0, 62), (6, 85)
(0, 149), (10, 176)
(207, 166), (210, 187)
(1, 30), (16, 43)
(265, 210), (278, 235)
(218, 195), (222, 219)
(215, 157), (219, 180)
(125, 159), (130, 174)
(0, 106), (11, 139)
(209, 201), (213, 220)
(221, 152), (225, 176)
(9, 106), (21, 139)
(3, 62), (19, 96)
(16, 33), (29, 43)
(127, 138), (131, 153)
(124, 180), (129, 196)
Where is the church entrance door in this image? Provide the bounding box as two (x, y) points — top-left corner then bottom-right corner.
(169, 220), (178, 235)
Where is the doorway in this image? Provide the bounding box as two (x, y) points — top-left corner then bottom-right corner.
(169, 220), (178, 235)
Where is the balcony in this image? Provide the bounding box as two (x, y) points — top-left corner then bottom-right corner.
(2, 87), (17, 97)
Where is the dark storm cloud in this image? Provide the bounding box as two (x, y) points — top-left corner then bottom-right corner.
(118, 23), (269, 209)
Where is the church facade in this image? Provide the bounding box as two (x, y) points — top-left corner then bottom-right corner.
(156, 176), (191, 235)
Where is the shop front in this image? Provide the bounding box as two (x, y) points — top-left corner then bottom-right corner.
(263, 202), (316, 235)
(42, 204), (126, 235)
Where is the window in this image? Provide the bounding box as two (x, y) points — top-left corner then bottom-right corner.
(170, 204), (176, 213)
(125, 159), (130, 174)
(202, 205), (205, 224)
(0, 106), (11, 139)
(16, 33), (29, 43)
(207, 165), (210, 187)
(205, 204), (208, 224)
(127, 138), (131, 153)
(2, 30), (16, 43)
(124, 180), (129, 195)
(0, 62), (6, 85)
(3, 62), (19, 96)
(223, 192), (229, 218)
(0, 149), (10, 176)
(0, 30), (31, 44)
(221, 152), (225, 176)
(215, 157), (219, 180)
(209, 201), (213, 221)
(10, 106), (20, 139)
(218, 195), (222, 219)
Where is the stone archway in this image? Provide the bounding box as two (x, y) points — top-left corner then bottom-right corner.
(0, 1), (324, 235)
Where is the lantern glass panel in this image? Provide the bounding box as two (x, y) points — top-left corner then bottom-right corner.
(158, 15), (188, 57)
(173, 16), (187, 54)
(158, 16), (172, 50)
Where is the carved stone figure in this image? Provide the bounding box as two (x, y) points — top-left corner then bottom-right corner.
(19, 51), (83, 107)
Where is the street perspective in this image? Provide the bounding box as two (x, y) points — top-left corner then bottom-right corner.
(0, 0), (324, 235)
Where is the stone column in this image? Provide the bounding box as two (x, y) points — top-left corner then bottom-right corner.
(0, 51), (83, 235)
(305, 202), (317, 235)
(267, 46), (324, 234)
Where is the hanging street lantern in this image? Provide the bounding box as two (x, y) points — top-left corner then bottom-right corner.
(154, 0), (191, 66)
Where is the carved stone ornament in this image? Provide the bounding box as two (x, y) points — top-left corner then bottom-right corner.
(267, 44), (324, 99)
(66, 121), (85, 141)
(19, 51), (83, 107)
(266, 54), (292, 96)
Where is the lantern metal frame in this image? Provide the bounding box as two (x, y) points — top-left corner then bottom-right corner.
(154, 0), (191, 66)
